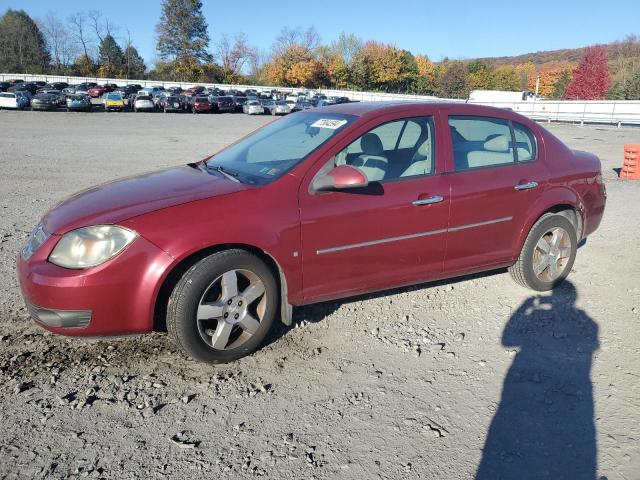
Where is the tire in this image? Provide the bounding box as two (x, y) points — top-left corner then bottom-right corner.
(509, 213), (577, 291)
(167, 249), (278, 364)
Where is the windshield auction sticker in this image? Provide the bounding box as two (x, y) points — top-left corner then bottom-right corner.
(311, 119), (348, 129)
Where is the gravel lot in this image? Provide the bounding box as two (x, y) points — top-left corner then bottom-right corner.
(0, 109), (638, 480)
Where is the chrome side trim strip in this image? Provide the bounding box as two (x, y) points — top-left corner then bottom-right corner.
(316, 216), (513, 255)
(317, 228), (448, 255)
(448, 216), (513, 232)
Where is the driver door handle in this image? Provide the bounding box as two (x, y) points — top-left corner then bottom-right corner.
(413, 195), (444, 206)
(514, 181), (538, 191)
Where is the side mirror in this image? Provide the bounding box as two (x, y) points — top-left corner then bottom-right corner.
(313, 165), (369, 192)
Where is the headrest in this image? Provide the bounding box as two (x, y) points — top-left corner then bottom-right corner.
(484, 135), (510, 152)
(361, 133), (384, 155)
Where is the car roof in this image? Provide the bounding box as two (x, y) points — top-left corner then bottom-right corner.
(318, 101), (533, 123)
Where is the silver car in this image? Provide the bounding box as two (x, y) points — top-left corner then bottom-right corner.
(272, 100), (291, 115)
(134, 95), (155, 112)
(243, 100), (264, 115)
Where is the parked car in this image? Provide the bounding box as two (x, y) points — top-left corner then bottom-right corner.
(160, 95), (183, 113)
(185, 86), (205, 96)
(231, 96), (247, 112)
(133, 95), (155, 112)
(66, 94), (92, 112)
(243, 99), (264, 115)
(30, 92), (62, 111)
(210, 95), (234, 113)
(261, 99), (276, 114)
(191, 94), (213, 114)
(7, 79), (23, 86)
(0, 91), (29, 109)
(16, 103), (607, 364)
(0, 81), (10, 92)
(103, 92), (126, 112)
(89, 84), (115, 98)
(9, 82), (39, 95)
(73, 82), (98, 95)
(271, 100), (291, 115)
(37, 82), (68, 93)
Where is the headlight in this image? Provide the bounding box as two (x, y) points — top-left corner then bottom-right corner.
(22, 222), (50, 260)
(48, 225), (138, 269)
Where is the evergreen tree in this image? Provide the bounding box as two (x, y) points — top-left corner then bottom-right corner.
(97, 34), (124, 77)
(623, 69), (640, 99)
(123, 45), (146, 78)
(564, 45), (610, 100)
(437, 61), (470, 99)
(550, 69), (572, 99)
(0, 9), (49, 73)
(155, 0), (211, 63)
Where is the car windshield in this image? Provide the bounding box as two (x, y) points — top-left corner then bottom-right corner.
(105, 94), (122, 100)
(205, 112), (356, 185)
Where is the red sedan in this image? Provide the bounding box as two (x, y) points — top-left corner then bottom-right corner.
(88, 84), (115, 98)
(17, 102), (606, 363)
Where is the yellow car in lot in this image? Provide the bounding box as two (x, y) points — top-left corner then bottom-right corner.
(103, 92), (125, 112)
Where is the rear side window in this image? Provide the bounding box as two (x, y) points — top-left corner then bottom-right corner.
(513, 122), (537, 162)
(449, 116), (514, 170)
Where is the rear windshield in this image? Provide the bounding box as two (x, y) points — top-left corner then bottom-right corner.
(205, 112), (356, 185)
(105, 94), (122, 100)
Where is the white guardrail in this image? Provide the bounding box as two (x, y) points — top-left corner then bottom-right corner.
(3, 73), (640, 126)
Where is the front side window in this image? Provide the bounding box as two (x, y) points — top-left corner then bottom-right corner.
(330, 116), (435, 182)
(206, 112), (356, 185)
(448, 116), (515, 170)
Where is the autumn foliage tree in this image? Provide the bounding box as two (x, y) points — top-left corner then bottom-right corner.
(564, 45), (611, 100)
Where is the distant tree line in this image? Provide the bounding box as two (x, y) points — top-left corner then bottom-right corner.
(1, 4), (639, 100)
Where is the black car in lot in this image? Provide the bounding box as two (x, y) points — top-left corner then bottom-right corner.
(160, 95), (183, 112)
(231, 96), (247, 112)
(8, 82), (39, 95)
(0, 82), (9, 92)
(30, 92), (62, 111)
(209, 95), (235, 113)
(36, 82), (69, 93)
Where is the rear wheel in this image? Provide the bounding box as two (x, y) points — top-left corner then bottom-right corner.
(167, 250), (278, 363)
(509, 214), (577, 291)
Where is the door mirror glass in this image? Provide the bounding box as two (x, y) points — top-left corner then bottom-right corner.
(313, 165), (369, 191)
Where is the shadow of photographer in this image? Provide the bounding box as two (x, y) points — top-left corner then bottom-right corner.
(476, 281), (600, 480)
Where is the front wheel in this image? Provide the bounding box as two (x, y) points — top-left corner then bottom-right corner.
(167, 250), (278, 363)
(509, 214), (577, 291)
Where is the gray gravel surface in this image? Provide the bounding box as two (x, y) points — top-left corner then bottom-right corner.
(0, 109), (639, 479)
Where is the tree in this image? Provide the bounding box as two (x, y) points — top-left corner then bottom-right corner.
(123, 45), (145, 78)
(490, 65), (521, 91)
(71, 53), (96, 76)
(550, 69), (572, 99)
(414, 54), (439, 95)
(216, 33), (257, 84)
(39, 12), (77, 73)
(68, 12), (92, 60)
(97, 34), (124, 77)
(564, 45), (610, 100)
(437, 61), (470, 99)
(623, 69), (640, 99)
(0, 9), (50, 73)
(156, 0), (211, 63)
(467, 60), (491, 90)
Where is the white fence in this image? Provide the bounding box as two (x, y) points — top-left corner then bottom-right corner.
(3, 73), (640, 126)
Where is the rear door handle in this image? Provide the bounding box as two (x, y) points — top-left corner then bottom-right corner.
(412, 195), (444, 206)
(514, 181), (538, 191)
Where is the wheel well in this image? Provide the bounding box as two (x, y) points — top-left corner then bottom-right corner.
(153, 244), (284, 332)
(541, 204), (582, 238)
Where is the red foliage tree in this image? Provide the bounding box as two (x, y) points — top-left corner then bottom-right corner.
(564, 45), (610, 100)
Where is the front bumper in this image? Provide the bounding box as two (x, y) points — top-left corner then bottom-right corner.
(17, 233), (174, 337)
(31, 104), (57, 110)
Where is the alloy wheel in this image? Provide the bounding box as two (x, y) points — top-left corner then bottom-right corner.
(532, 227), (572, 282)
(196, 269), (266, 350)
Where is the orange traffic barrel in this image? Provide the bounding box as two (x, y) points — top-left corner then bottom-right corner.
(621, 144), (640, 180)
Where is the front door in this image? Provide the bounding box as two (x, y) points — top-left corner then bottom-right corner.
(299, 115), (450, 303)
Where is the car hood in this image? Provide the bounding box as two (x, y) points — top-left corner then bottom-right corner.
(42, 165), (250, 234)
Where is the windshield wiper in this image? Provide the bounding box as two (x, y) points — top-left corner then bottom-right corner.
(210, 164), (241, 183)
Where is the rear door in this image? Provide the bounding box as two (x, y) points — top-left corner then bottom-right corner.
(299, 112), (451, 303)
(444, 112), (548, 273)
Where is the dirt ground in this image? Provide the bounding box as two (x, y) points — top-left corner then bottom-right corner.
(0, 109), (638, 480)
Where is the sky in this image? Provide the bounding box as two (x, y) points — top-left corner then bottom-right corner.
(3, 0), (639, 66)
